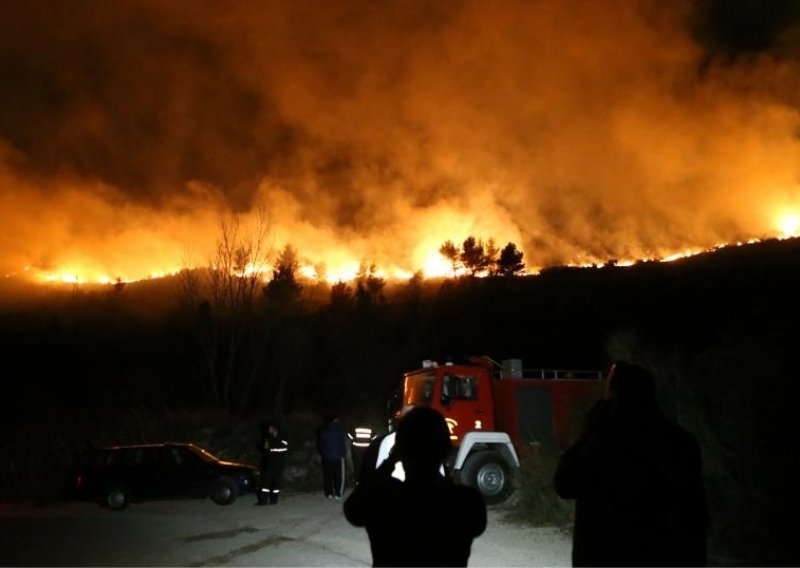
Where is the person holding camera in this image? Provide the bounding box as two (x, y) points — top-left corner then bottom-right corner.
(344, 406), (486, 567)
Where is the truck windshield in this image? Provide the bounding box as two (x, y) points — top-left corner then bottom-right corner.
(404, 373), (436, 406)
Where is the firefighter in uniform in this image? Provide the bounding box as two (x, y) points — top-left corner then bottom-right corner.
(258, 422), (288, 505)
(347, 424), (377, 484)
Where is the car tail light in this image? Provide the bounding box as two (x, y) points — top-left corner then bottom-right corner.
(76, 475), (83, 487)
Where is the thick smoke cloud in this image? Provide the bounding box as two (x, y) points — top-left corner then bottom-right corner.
(1, 0), (800, 279)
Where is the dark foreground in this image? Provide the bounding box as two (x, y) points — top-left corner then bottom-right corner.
(0, 492), (570, 566)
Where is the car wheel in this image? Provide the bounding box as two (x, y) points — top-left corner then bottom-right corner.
(460, 451), (513, 505)
(210, 476), (238, 505)
(103, 484), (130, 511)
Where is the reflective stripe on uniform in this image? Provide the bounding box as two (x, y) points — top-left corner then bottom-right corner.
(338, 457), (346, 496)
(351, 427), (375, 447)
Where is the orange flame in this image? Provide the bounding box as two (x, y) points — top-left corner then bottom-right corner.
(15, 205), (800, 287)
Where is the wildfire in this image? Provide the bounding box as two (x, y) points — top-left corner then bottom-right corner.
(16, 208), (800, 287)
(564, 209), (799, 270)
(30, 266), (184, 286)
(4, 1), (800, 301)
(777, 212), (800, 239)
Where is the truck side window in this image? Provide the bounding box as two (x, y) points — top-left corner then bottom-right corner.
(443, 374), (478, 402)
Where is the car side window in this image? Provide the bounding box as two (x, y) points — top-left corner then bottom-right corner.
(121, 449), (138, 466)
(166, 447), (197, 467)
(115, 448), (159, 466)
(93, 450), (115, 466)
(139, 448), (160, 466)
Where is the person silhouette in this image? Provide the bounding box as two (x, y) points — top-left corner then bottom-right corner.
(554, 361), (708, 567)
(257, 421), (288, 505)
(317, 414), (348, 499)
(344, 406), (486, 567)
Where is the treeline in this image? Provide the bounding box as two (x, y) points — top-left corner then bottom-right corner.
(439, 237), (525, 276)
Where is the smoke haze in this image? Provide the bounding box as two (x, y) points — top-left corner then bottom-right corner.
(2, 0), (800, 281)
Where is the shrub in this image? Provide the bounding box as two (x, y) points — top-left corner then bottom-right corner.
(506, 443), (574, 529)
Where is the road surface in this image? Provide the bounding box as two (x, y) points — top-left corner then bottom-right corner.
(0, 491), (571, 566)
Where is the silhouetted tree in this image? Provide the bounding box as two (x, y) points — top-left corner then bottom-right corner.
(484, 239), (500, 275)
(331, 280), (354, 310)
(497, 242), (525, 276)
(461, 237), (487, 276)
(177, 213), (272, 414)
(356, 263), (386, 307)
(261, 244), (306, 414)
(106, 277), (126, 311)
(265, 245), (303, 305)
(402, 270), (425, 304)
(439, 240), (461, 276)
(112, 277), (126, 295)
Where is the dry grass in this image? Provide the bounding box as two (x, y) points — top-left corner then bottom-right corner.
(506, 444), (574, 530)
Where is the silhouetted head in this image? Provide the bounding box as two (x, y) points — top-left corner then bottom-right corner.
(395, 407), (452, 473)
(607, 361), (657, 409)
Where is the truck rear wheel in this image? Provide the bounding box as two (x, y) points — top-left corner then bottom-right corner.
(461, 451), (513, 505)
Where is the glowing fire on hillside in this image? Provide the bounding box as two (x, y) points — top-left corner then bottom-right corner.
(10, 207), (800, 287)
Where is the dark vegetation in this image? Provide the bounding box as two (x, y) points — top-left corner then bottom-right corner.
(2, 236), (800, 565)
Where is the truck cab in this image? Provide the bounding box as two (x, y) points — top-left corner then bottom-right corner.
(402, 361), (496, 443)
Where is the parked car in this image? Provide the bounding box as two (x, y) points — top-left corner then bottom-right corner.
(74, 442), (259, 511)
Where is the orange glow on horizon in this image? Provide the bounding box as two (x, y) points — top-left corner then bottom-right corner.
(777, 212), (800, 239)
(13, 208), (800, 287)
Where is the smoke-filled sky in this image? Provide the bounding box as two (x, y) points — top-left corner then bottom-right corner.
(2, 0), (800, 282)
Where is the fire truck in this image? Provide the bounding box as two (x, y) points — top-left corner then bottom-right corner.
(395, 356), (606, 503)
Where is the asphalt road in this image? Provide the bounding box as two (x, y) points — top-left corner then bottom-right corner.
(0, 491), (571, 566)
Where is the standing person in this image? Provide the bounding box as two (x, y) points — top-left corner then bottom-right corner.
(257, 421), (288, 505)
(554, 361), (708, 567)
(317, 414), (347, 499)
(344, 406), (487, 567)
(347, 420), (377, 485)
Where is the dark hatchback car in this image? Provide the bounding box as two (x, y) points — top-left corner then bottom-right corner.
(74, 443), (259, 510)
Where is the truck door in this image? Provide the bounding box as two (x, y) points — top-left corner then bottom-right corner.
(439, 372), (491, 443)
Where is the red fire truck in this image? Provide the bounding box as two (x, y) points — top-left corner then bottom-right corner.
(397, 356), (606, 503)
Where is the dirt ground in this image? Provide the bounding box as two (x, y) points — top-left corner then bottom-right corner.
(0, 490), (571, 566)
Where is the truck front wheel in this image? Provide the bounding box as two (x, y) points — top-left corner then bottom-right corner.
(460, 451), (513, 505)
